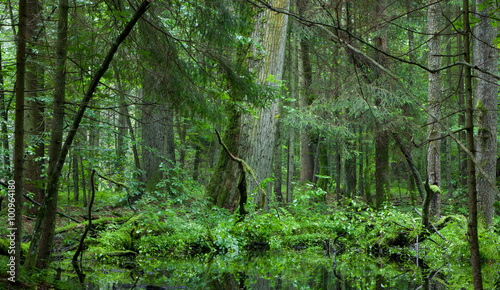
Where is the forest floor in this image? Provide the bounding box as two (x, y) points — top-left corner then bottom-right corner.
(0, 187), (498, 288)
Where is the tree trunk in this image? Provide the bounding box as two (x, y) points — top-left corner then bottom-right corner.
(374, 0), (389, 209)
(335, 149), (341, 201)
(13, 0), (28, 276)
(427, 0), (442, 220)
(375, 132), (389, 209)
(463, 0), (483, 287)
(297, 0), (314, 183)
(81, 154), (87, 208)
(115, 70), (127, 192)
(456, 8), (467, 188)
(358, 135), (364, 197)
(0, 43), (10, 173)
(239, 0), (290, 208)
(193, 143), (201, 182)
(24, 0), (44, 215)
(31, 0), (69, 269)
(286, 131), (295, 204)
(141, 80), (165, 192)
(114, 65), (142, 186)
(274, 112), (283, 204)
(72, 150), (79, 202)
(473, 0), (498, 227)
(206, 109), (242, 211)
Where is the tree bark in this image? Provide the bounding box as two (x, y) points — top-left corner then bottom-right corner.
(239, 0), (290, 208)
(206, 109), (242, 211)
(72, 150), (79, 202)
(0, 43), (10, 173)
(13, 0), (28, 277)
(24, 0), (45, 215)
(374, 0), (389, 209)
(297, 0), (314, 183)
(375, 132), (389, 209)
(463, 0), (483, 288)
(427, 0), (442, 220)
(274, 112), (283, 203)
(30, 0), (68, 269)
(473, 0), (498, 227)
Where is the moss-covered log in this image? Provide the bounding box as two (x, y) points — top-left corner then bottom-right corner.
(55, 216), (129, 234)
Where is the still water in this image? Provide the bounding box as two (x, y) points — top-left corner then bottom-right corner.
(72, 251), (470, 289)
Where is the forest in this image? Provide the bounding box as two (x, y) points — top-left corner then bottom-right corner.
(0, 0), (499, 288)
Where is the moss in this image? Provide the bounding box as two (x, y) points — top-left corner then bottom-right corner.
(429, 184), (441, 194)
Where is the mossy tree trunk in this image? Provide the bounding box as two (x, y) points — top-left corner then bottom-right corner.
(473, 0), (498, 227)
(206, 109), (242, 211)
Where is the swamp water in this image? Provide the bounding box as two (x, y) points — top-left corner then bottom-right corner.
(57, 250), (479, 289)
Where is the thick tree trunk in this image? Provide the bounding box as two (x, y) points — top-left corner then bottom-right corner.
(427, 0), (442, 220)
(206, 109), (242, 211)
(141, 79), (165, 192)
(473, 0), (498, 227)
(239, 0), (290, 208)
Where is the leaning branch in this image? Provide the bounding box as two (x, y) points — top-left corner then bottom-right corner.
(0, 180), (80, 223)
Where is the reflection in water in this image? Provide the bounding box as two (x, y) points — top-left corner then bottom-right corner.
(78, 251), (458, 289)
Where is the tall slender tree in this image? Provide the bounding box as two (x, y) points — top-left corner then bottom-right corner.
(464, 0), (483, 287)
(13, 0), (28, 277)
(427, 0), (442, 220)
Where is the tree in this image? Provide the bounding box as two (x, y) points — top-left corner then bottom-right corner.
(24, 0), (45, 215)
(463, 0), (483, 287)
(374, 0), (390, 209)
(473, 0), (498, 227)
(24, 0), (69, 269)
(239, 0), (290, 208)
(426, 0), (442, 220)
(24, 0), (153, 270)
(297, 0), (314, 183)
(13, 0), (28, 277)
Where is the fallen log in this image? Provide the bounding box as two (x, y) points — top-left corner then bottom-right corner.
(55, 216), (130, 234)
